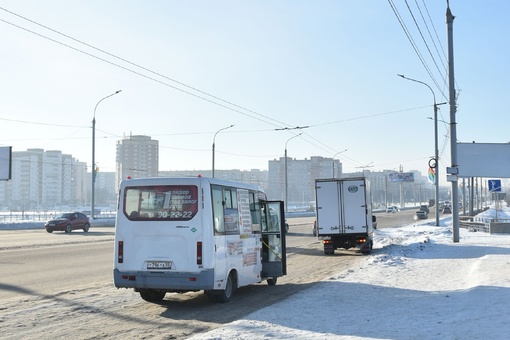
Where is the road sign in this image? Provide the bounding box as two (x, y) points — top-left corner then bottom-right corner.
(488, 179), (502, 192)
(492, 192), (506, 200)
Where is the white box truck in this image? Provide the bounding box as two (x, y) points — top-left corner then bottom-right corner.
(315, 177), (376, 255)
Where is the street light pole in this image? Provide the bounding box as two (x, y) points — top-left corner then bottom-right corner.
(332, 149), (348, 178)
(285, 133), (302, 213)
(398, 74), (440, 227)
(212, 124), (234, 178)
(92, 90), (121, 219)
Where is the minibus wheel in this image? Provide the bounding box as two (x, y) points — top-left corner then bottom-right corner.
(215, 273), (236, 303)
(139, 289), (166, 303)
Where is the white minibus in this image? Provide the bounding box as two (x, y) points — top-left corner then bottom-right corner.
(113, 176), (286, 303)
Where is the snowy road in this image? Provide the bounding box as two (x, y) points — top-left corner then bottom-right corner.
(0, 217), (369, 339)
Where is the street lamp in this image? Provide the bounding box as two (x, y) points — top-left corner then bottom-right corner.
(398, 74), (440, 226)
(92, 90), (121, 219)
(285, 133), (302, 213)
(332, 149), (348, 178)
(212, 124), (234, 178)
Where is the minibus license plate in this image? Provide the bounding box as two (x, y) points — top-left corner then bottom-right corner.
(147, 261), (172, 269)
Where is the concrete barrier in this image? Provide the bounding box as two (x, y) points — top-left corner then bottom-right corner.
(489, 222), (510, 234)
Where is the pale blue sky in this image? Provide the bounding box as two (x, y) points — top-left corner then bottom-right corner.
(1, 1), (509, 185)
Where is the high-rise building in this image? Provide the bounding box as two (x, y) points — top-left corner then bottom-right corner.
(268, 156), (339, 207)
(115, 135), (159, 191)
(0, 149), (87, 210)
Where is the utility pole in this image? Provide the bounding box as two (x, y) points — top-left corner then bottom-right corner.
(446, 2), (460, 242)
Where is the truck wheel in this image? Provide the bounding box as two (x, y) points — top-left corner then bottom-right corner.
(324, 246), (334, 255)
(361, 241), (373, 255)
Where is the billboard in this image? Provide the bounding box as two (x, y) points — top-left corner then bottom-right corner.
(0, 146), (12, 180)
(388, 172), (414, 182)
(457, 143), (510, 178)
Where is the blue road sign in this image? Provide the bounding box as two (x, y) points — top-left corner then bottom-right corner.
(488, 179), (502, 192)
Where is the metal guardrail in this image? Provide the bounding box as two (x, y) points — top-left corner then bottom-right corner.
(456, 207), (492, 233)
(459, 220), (490, 233)
(0, 211), (116, 223)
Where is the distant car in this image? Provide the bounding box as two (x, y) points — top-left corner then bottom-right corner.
(442, 206), (452, 214)
(285, 220), (289, 233)
(415, 210), (428, 220)
(45, 212), (90, 233)
(386, 206), (398, 213)
(419, 205), (429, 213)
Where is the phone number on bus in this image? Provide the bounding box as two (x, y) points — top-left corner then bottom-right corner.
(157, 211), (194, 219)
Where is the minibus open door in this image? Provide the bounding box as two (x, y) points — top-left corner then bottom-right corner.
(260, 200), (287, 285)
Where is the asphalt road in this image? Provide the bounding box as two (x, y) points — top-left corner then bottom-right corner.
(0, 210), (421, 339)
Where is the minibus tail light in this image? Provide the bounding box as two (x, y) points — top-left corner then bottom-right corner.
(197, 241), (203, 265)
(118, 241), (124, 263)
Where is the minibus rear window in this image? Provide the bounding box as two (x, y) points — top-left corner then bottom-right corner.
(124, 185), (198, 221)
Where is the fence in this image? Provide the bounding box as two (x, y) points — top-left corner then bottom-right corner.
(460, 214), (510, 234)
(0, 211), (116, 223)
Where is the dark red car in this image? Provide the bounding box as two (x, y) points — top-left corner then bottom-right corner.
(45, 212), (90, 233)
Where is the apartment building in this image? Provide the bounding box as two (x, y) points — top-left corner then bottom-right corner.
(0, 140), (438, 212)
(0, 149), (87, 210)
(267, 156), (339, 206)
(115, 134), (158, 191)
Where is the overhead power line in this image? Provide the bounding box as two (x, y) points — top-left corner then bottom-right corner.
(404, 0), (447, 99)
(0, 116), (87, 128)
(0, 7), (362, 163)
(0, 6), (292, 130)
(0, 6), (441, 171)
(387, 0), (450, 101)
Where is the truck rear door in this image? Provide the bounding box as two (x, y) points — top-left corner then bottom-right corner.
(315, 180), (343, 235)
(316, 179), (369, 235)
(340, 179), (368, 234)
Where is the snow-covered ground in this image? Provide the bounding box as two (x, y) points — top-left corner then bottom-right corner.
(190, 205), (510, 340)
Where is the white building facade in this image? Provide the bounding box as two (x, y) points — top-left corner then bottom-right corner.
(0, 149), (87, 210)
